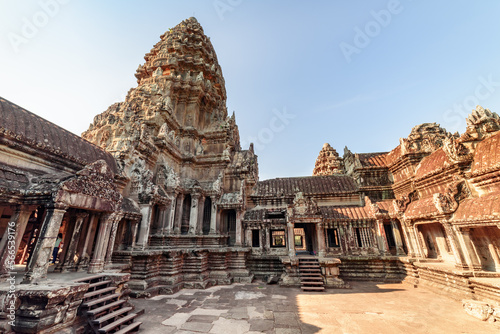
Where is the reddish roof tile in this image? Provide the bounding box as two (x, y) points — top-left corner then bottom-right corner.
(414, 148), (451, 180)
(452, 193), (500, 222)
(471, 131), (500, 176)
(404, 196), (438, 220)
(385, 144), (402, 166)
(320, 205), (374, 221)
(253, 175), (358, 197)
(357, 152), (388, 168)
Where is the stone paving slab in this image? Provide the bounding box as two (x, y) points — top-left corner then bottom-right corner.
(131, 281), (500, 334)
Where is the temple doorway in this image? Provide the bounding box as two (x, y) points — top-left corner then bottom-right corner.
(294, 223), (317, 255)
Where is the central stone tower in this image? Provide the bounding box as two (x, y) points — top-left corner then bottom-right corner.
(82, 18), (258, 294)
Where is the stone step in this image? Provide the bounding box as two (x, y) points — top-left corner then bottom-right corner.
(92, 307), (133, 326)
(114, 321), (142, 334)
(74, 274), (109, 283)
(87, 299), (127, 317)
(301, 281), (324, 286)
(301, 277), (323, 282)
(301, 286), (325, 292)
(83, 293), (122, 308)
(98, 313), (138, 333)
(84, 286), (116, 300)
(89, 279), (112, 290)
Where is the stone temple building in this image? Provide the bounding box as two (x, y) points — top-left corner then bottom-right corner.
(0, 17), (499, 333)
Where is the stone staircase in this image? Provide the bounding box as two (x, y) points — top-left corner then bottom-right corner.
(298, 258), (325, 292)
(75, 274), (142, 334)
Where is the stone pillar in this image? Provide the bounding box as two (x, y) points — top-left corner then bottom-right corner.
(264, 227), (270, 252)
(188, 194), (200, 235)
(454, 226), (482, 271)
(0, 205), (34, 278)
(391, 220), (405, 255)
(61, 212), (88, 271)
(316, 222), (326, 258)
(287, 222), (295, 257)
(22, 205), (67, 283)
(136, 204), (153, 249)
(174, 194), (185, 234)
(130, 219), (139, 249)
(165, 196), (177, 235)
(245, 229), (252, 247)
(77, 213), (98, 270)
(406, 225), (422, 258)
(196, 196), (205, 235)
(442, 222), (469, 269)
(235, 210), (243, 247)
(375, 220), (389, 255)
(209, 198), (218, 234)
(88, 213), (116, 273)
(105, 215), (123, 265)
(161, 203), (172, 235)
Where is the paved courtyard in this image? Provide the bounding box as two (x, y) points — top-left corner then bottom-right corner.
(130, 281), (499, 334)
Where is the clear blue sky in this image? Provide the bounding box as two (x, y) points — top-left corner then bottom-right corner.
(1, 1), (500, 180)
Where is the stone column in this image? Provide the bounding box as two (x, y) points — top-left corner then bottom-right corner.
(77, 213), (98, 270)
(130, 219), (139, 249)
(105, 215), (123, 265)
(0, 205), (34, 278)
(22, 205), (67, 283)
(209, 198), (218, 234)
(174, 194), (185, 234)
(316, 222), (326, 258)
(88, 213), (116, 273)
(264, 227), (270, 252)
(161, 203), (172, 235)
(391, 220), (405, 255)
(196, 196), (205, 235)
(61, 212), (88, 271)
(188, 194), (200, 235)
(245, 229), (252, 247)
(454, 227), (482, 271)
(235, 210), (243, 247)
(136, 204), (153, 249)
(165, 197), (176, 235)
(442, 222), (469, 269)
(287, 222), (295, 257)
(375, 220), (389, 255)
(406, 225), (422, 258)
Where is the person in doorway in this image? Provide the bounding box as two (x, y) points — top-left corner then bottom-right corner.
(52, 233), (63, 264)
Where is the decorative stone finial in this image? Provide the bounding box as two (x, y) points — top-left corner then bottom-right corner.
(313, 143), (344, 176)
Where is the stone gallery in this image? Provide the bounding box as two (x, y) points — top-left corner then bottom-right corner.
(0, 17), (499, 333)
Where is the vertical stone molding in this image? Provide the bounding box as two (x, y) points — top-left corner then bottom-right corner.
(235, 210), (243, 247)
(442, 222), (469, 269)
(455, 227), (482, 271)
(22, 205), (67, 283)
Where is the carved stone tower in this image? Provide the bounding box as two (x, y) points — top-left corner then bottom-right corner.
(313, 143), (344, 175)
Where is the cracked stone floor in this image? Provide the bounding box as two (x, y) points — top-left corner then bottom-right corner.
(129, 281), (498, 334)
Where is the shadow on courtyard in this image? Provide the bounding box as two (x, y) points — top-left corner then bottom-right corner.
(129, 281), (411, 334)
